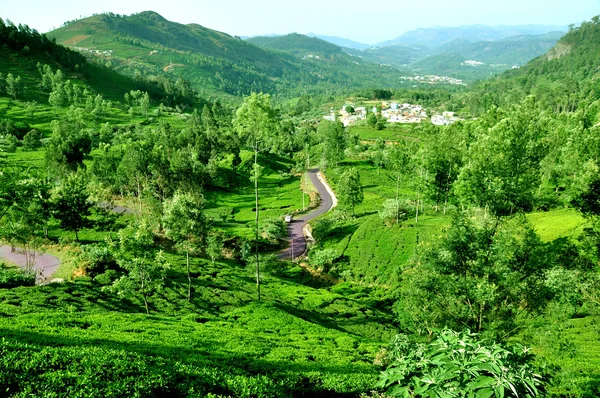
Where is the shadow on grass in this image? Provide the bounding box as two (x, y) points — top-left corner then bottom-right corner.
(0, 325), (375, 397)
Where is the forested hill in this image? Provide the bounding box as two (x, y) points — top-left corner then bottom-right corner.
(0, 17), (179, 103)
(48, 12), (408, 100)
(247, 33), (344, 58)
(50, 11), (287, 73)
(457, 17), (600, 115)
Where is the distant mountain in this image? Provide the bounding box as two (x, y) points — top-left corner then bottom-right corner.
(345, 44), (428, 66)
(305, 33), (371, 50)
(378, 24), (568, 49)
(352, 31), (563, 81)
(460, 16), (600, 113)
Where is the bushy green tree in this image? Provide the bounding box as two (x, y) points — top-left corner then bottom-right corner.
(109, 221), (168, 314)
(455, 101), (548, 217)
(162, 192), (207, 301)
(51, 173), (92, 242)
(395, 212), (548, 335)
(22, 129), (42, 151)
(318, 120), (347, 168)
(338, 168), (363, 216)
(45, 120), (92, 173)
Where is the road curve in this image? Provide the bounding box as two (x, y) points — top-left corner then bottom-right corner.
(278, 168), (336, 261)
(0, 245), (61, 282)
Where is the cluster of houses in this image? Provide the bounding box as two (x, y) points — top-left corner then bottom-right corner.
(399, 75), (466, 86)
(73, 47), (113, 57)
(324, 103), (460, 127)
(431, 111), (460, 126)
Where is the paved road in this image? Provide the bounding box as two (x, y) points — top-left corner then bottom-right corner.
(278, 168), (335, 261)
(0, 245), (61, 281)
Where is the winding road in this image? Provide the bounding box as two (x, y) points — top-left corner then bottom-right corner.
(0, 245), (61, 282)
(278, 168), (337, 260)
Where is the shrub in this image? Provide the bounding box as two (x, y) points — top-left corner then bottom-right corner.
(0, 134), (18, 153)
(80, 245), (118, 276)
(22, 129), (43, 151)
(377, 329), (546, 397)
(0, 266), (36, 288)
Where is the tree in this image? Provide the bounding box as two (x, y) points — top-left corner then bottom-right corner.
(455, 101), (548, 217)
(109, 221), (168, 314)
(45, 120), (92, 173)
(162, 192), (207, 301)
(386, 141), (414, 224)
(51, 173), (92, 242)
(395, 212), (548, 335)
(377, 330), (545, 398)
(22, 129), (42, 151)
(206, 232), (224, 265)
(234, 93), (279, 301)
(338, 168), (363, 216)
(318, 120), (347, 168)
(5, 73), (21, 100)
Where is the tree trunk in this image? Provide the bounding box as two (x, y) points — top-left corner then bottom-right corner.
(75, 229), (79, 242)
(187, 250), (191, 302)
(254, 148), (261, 302)
(395, 174), (400, 224)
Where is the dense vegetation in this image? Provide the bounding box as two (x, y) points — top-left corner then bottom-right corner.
(1, 10), (600, 398)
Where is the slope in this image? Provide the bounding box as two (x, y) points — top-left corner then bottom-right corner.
(247, 33), (344, 58)
(49, 12), (410, 100)
(456, 16), (600, 115)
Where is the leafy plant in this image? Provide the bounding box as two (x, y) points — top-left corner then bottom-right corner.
(377, 329), (545, 398)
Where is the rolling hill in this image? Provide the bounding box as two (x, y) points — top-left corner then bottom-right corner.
(349, 32), (563, 81)
(455, 16), (600, 114)
(49, 12), (410, 100)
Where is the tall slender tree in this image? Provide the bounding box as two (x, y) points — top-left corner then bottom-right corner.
(234, 93), (278, 301)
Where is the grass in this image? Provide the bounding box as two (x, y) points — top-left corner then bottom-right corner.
(348, 125), (422, 142)
(0, 248), (395, 396)
(527, 208), (587, 242)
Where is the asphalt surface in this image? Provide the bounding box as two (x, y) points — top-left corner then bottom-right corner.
(0, 245), (61, 281)
(278, 168), (334, 261)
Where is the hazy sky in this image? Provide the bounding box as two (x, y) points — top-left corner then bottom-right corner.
(2, 0), (599, 43)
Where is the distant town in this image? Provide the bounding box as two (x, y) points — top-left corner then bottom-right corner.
(324, 102), (461, 127)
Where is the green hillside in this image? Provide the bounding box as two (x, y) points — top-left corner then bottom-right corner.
(49, 12), (409, 100)
(352, 33), (562, 81)
(3, 9), (600, 398)
(456, 17), (600, 114)
(247, 33), (344, 58)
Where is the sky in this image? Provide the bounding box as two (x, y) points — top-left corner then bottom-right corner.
(2, 0), (599, 44)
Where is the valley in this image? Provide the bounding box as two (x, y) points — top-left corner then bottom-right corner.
(1, 7), (600, 398)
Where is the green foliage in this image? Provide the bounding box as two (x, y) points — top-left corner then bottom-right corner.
(379, 199), (410, 226)
(0, 266), (36, 288)
(108, 221), (168, 314)
(377, 329), (545, 398)
(395, 212), (549, 336)
(51, 173), (92, 242)
(455, 102), (548, 216)
(338, 168), (364, 215)
(319, 120), (347, 168)
(45, 120), (92, 173)
(22, 129), (42, 151)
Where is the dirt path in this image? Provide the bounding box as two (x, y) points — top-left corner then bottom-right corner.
(0, 246), (61, 281)
(278, 169), (337, 261)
